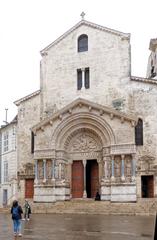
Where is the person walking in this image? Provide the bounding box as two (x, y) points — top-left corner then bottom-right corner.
(11, 200), (23, 237)
(24, 199), (31, 220)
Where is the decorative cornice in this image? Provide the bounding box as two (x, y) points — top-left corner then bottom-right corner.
(14, 90), (40, 106)
(31, 98), (137, 132)
(40, 20), (130, 56)
(131, 76), (157, 85)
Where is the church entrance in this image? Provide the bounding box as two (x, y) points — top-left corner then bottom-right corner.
(72, 161), (84, 198)
(141, 175), (154, 198)
(86, 160), (99, 198)
(71, 159), (99, 199)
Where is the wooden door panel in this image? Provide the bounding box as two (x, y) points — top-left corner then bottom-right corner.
(148, 176), (154, 198)
(72, 161), (84, 198)
(91, 161), (99, 198)
(25, 179), (34, 198)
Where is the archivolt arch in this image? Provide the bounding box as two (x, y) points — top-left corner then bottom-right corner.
(52, 112), (115, 150)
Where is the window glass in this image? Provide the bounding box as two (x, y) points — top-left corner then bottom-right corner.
(78, 35), (88, 52)
(77, 69), (82, 90)
(135, 119), (143, 145)
(85, 68), (90, 89)
(4, 161), (8, 182)
(3, 132), (9, 152)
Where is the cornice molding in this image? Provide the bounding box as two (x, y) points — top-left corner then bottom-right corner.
(131, 76), (157, 85)
(31, 98), (137, 132)
(14, 90), (40, 106)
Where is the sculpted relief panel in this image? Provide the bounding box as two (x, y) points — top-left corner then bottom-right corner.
(65, 130), (102, 161)
(71, 133), (98, 152)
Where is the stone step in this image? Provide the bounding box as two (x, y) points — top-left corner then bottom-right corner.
(0, 207), (10, 213)
(28, 199), (157, 215)
(2, 199), (157, 215)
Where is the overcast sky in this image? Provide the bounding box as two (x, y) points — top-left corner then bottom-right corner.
(0, 0), (156, 125)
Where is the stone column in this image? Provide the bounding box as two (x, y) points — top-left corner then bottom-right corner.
(121, 154), (125, 181)
(83, 160), (87, 198)
(59, 162), (62, 179)
(51, 159), (55, 180)
(81, 68), (85, 88)
(131, 154), (136, 181)
(43, 159), (46, 183)
(34, 159), (38, 184)
(111, 155), (115, 181)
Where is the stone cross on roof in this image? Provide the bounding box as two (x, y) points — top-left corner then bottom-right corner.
(80, 12), (85, 20)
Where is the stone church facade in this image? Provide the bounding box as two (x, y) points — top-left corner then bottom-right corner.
(14, 18), (157, 203)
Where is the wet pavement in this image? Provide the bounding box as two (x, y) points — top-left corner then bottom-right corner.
(0, 213), (155, 240)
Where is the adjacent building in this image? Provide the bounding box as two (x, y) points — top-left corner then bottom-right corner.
(0, 117), (18, 206)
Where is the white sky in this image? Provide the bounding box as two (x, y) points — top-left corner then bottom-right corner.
(0, 0), (156, 125)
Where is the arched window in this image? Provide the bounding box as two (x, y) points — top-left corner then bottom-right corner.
(135, 118), (143, 145)
(78, 34), (88, 52)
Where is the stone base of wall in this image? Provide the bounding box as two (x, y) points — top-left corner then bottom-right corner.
(34, 182), (70, 202)
(101, 185), (111, 201)
(111, 184), (136, 202)
(101, 183), (136, 202)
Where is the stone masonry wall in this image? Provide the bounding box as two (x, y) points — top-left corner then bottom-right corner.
(17, 94), (40, 170)
(40, 24), (130, 117)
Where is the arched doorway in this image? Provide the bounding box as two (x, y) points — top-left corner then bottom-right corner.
(53, 111), (115, 200)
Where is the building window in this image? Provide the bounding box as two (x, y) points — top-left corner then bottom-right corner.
(3, 132), (9, 152)
(77, 68), (90, 90)
(31, 131), (35, 154)
(78, 34), (88, 52)
(135, 118), (143, 145)
(77, 69), (82, 90)
(4, 161), (8, 182)
(85, 68), (90, 89)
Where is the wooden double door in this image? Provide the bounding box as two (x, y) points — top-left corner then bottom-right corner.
(72, 160), (99, 198)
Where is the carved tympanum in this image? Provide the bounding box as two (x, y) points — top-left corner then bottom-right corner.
(71, 133), (98, 152)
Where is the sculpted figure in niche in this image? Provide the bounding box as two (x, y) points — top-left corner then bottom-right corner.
(126, 159), (131, 177)
(38, 161), (44, 179)
(114, 159), (121, 178)
(46, 160), (52, 179)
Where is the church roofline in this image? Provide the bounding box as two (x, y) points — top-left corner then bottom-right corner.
(149, 38), (157, 51)
(32, 98), (137, 132)
(131, 76), (157, 85)
(40, 20), (130, 56)
(0, 115), (17, 130)
(14, 90), (40, 106)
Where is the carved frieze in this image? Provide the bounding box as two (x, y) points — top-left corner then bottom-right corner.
(18, 162), (34, 178)
(137, 154), (155, 172)
(110, 144), (136, 155)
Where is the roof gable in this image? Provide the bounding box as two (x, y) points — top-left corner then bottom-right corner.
(32, 98), (137, 132)
(14, 90), (40, 106)
(40, 20), (130, 56)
